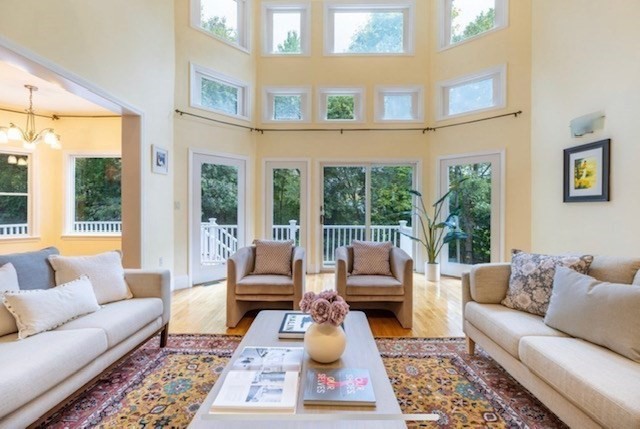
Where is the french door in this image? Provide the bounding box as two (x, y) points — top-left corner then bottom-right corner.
(439, 152), (503, 276)
(265, 161), (308, 248)
(190, 152), (246, 284)
(321, 163), (415, 269)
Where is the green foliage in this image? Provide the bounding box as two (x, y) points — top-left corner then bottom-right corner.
(277, 30), (301, 54)
(323, 167), (366, 226)
(74, 158), (122, 221)
(201, 15), (238, 42)
(348, 12), (403, 53)
(201, 78), (238, 115)
(201, 164), (238, 224)
(327, 95), (355, 120)
(272, 169), (300, 225)
(451, 7), (495, 43)
(371, 166), (413, 226)
(274, 95), (302, 120)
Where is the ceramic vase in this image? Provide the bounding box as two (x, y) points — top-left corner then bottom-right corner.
(425, 262), (441, 282)
(304, 322), (347, 363)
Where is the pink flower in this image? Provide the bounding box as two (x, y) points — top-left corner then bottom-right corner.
(318, 290), (338, 301)
(329, 300), (350, 325)
(310, 298), (331, 324)
(299, 291), (316, 312)
(300, 289), (349, 325)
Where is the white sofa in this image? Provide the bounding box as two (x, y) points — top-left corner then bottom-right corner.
(462, 256), (640, 429)
(0, 248), (171, 429)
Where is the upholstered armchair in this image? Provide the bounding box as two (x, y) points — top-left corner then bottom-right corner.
(226, 243), (305, 328)
(335, 244), (413, 328)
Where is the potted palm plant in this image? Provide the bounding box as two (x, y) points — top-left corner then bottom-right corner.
(401, 181), (468, 282)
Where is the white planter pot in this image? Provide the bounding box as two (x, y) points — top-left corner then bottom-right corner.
(304, 322), (347, 363)
(425, 262), (441, 282)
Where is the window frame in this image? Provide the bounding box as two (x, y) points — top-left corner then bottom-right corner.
(317, 87), (366, 123)
(262, 86), (312, 123)
(374, 85), (424, 123)
(324, 0), (415, 56)
(190, 0), (251, 53)
(190, 63), (252, 121)
(435, 64), (507, 121)
(438, 0), (509, 51)
(0, 148), (35, 240)
(262, 2), (311, 56)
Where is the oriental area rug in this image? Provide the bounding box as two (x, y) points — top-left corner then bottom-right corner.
(38, 334), (566, 429)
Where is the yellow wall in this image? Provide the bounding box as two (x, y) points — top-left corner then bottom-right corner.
(530, 0), (640, 255)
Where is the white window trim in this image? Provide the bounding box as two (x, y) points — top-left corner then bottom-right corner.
(262, 2), (311, 56)
(190, 0), (251, 54)
(263, 86), (312, 123)
(317, 87), (366, 123)
(435, 64), (507, 121)
(438, 0), (509, 51)
(324, 0), (415, 56)
(0, 148), (36, 240)
(64, 152), (122, 237)
(374, 85), (424, 123)
(190, 63), (252, 121)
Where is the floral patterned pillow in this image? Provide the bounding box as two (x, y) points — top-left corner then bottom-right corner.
(501, 250), (594, 316)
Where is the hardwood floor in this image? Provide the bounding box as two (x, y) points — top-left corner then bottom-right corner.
(170, 273), (463, 337)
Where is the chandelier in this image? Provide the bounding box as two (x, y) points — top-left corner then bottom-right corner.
(0, 84), (61, 150)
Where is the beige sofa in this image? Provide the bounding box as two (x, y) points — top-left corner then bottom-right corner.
(462, 256), (640, 429)
(0, 248), (171, 429)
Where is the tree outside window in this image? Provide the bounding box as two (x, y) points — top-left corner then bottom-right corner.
(327, 95), (355, 120)
(0, 152), (29, 235)
(73, 157), (121, 227)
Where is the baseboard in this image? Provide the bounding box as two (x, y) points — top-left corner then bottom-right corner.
(173, 274), (191, 290)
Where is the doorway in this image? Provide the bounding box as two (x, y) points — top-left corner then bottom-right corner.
(265, 161), (308, 247)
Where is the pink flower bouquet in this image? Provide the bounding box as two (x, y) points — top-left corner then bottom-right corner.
(299, 290), (349, 326)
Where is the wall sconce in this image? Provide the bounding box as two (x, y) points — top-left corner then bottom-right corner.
(569, 111), (605, 137)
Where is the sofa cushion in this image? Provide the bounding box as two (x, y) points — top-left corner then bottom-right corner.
(0, 328), (108, 418)
(236, 274), (293, 295)
(0, 247), (59, 290)
(351, 240), (393, 276)
(501, 250), (593, 316)
(545, 267), (640, 362)
(56, 297), (163, 348)
(0, 263), (20, 336)
(252, 240), (294, 276)
(520, 336), (640, 429)
(49, 251), (133, 305)
(346, 275), (404, 296)
(3, 276), (100, 339)
(588, 255), (640, 284)
(465, 302), (568, 359)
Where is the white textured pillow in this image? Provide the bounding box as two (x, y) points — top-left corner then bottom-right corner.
(0, 263), (20, 336)
(48, 251), (132, 305)
(252, 240), (294, 275)
(545, 267), (640, 362)
(352, 240), (393, 276)
(3, 276), (100, 339)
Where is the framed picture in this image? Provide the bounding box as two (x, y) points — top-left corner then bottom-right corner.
(563, 139), (610, 202)
(152, 145), (168, 175)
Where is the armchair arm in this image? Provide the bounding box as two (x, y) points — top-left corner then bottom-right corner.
(390, 247), (412, 285)
(469, 263), (512, 304)
(335, 246), (349, 297)
(227, 246), (254, 287)
(292, 246), (305, 309)
(125, 269), (171, 325)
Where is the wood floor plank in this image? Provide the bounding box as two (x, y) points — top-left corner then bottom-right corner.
(169, 273), (464, 338)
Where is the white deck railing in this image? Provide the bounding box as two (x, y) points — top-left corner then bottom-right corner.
(201, 218), (239, 264)
(0, 223), (28, 236)
(73, 221), (122, 234)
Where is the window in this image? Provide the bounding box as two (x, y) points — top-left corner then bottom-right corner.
(191, 63), (251, 120)
(436, 65), (506, 120)
(262, 3), (310, 55)
(375, 85), (424, 122)
(263, 87), (311, 122)
(67, 155), (122, 235)
(439, 0), (508, 49)
(0, 151), (31, 238)
(325, 1), (415, 55)
(191, 0), (249, 50)
(318, 87), (365, 122)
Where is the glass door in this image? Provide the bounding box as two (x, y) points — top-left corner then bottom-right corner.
(265, 161), (308, 247)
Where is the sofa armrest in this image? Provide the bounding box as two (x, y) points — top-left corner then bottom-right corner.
(125, 269), (171, 325)
(390, 247), (412, 285)
(469, 263), (512, 304)
(292, 246), (305, 309)
(461, 271), (472, 318)
(335, 246), (349, 297)
(227, 246), (254, 286)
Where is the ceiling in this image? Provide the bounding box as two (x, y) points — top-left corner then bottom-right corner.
(0, 61), (115, 116)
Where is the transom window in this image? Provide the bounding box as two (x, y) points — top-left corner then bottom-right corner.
(262, 3), (310, 55)
(436, 65), (506, 120)
(67, 155), (122, 235)
(191, 0), (249, 50)
(318, 87), (365, 122)
(191, 63), (251, 120)
(375, 85), (424, 122)
(263, 87), (311, 122)
(0, 151), (31, 238)
(439, 0), (508, 49)
(325, 1), (415, 55)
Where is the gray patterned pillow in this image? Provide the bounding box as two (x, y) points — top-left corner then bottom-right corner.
(252, 240), (294, 276)
(352, 240), (393, 276)
(502, 250), (593, 316)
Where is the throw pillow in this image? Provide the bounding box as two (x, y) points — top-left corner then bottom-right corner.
(252, 240), (294, 276)
(351, 240), (393, 276)
(3, 276), (100, 339)
(545, 267), (640, 362)
(501, 250), (593, 316)
(48, 251), (132, 305)
(0, 263), (20, 336)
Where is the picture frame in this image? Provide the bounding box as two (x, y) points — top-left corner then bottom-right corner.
(152, 145), (169, 175)
(563, 139), (610, 202)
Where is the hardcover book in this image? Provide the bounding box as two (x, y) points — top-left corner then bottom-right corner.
(232, 346), (304, 372)
(278, 312), (314, 339)
(303, 368), (376, 406)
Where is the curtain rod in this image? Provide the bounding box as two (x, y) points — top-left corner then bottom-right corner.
(175, 108), (522, 134)
(0, 106), (120, 119)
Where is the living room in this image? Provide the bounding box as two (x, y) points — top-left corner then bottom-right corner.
(0, 0), (639, 428)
